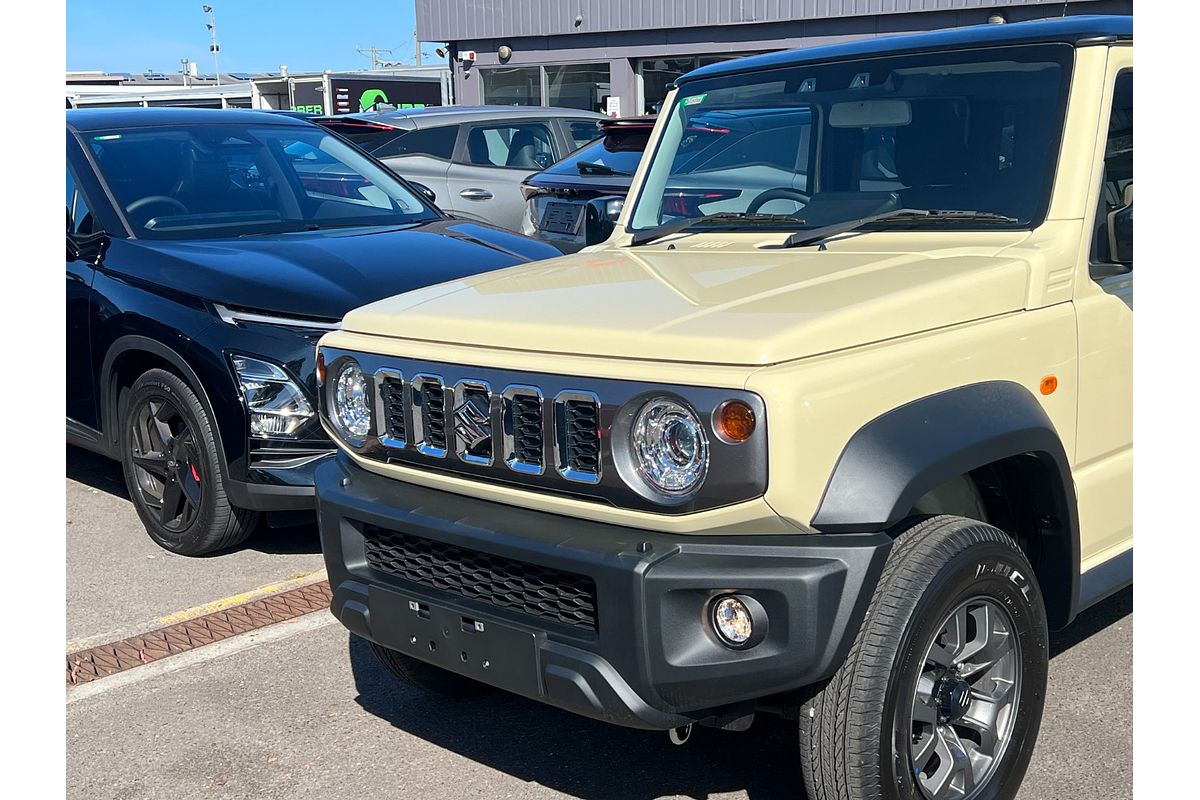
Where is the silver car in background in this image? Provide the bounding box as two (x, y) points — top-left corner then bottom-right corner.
(316, 106), (606, 231)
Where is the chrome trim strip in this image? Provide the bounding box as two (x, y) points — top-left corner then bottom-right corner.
(452, 379), (494, 466)
(552, 390), (602, 485)
(373, 368), (407, 450)
(214, 303), (341, 331)
(501, 384), (545, 476)
(410, 374), (448, 458)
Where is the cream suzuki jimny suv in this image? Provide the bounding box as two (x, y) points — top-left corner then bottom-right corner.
(313, 16), (1132, 800)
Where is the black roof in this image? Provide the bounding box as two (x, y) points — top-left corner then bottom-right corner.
(681, 14), (1132, 85)
(66, 107), (313, 133)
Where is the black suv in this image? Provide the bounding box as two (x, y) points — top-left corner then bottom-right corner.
(66, 108), (560, 555)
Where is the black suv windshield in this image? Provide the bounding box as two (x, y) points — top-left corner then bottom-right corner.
(86, 123), (439, 239)
(629, 44), (1073, 234)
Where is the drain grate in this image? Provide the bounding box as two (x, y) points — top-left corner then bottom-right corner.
(67, 580), (332, 686)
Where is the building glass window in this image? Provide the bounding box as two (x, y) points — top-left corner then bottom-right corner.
(637, 54), (761, 115)
(545, 63), (611, 113)
(481, 67), (542, 106)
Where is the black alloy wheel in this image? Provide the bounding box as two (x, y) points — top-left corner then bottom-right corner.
(129, 397), (204, 531)
(120, 369), (258, 555)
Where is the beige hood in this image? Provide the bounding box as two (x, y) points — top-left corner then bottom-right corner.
(343, 234), (1035, 366)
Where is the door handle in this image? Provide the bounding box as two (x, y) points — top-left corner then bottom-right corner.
(459, 188), (493, 200)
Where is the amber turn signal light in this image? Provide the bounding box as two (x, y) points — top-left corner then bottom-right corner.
(315, 351), (327, 385)
(1039, 375), (1057, 395)
(714, 400), (756, 443)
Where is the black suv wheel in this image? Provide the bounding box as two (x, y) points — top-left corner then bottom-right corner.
(120, 368), (258, 555)
(800, 515), (1049, 800)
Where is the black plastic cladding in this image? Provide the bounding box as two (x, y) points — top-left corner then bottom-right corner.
(319, 348), (767, 514)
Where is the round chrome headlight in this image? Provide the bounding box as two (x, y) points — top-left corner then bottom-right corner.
(332, 360), (371, 442)
(630, 397), (709, 496)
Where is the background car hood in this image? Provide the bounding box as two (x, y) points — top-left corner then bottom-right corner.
(342, 234), (1036, 366)
(121, 219), (559, 321)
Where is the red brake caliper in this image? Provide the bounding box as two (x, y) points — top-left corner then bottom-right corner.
(190, 463), (201, 483)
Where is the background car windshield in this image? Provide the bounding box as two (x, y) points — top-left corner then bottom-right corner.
(87, 123), (438, 239)
(629, 43), (1073, 232)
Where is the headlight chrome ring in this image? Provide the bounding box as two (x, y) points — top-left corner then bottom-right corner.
(628, 396), (709, 499)
(331, 359), (372, 444)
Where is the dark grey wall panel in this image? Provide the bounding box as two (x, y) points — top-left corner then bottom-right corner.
(417, 0), (1105, 41)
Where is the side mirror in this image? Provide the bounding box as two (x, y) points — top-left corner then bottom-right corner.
(67, 232), (110, 265)
(1107, 184), (1132, 265)
(410, 181), (437, 204)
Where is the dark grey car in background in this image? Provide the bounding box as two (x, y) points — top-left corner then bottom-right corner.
(316, 106), (606, 230)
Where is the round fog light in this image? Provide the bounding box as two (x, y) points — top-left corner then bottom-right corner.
(712, 595), (754, 647)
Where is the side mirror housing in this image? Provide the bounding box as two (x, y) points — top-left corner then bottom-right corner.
(410, 181), (437, 204)
(67, 232), (110, 265)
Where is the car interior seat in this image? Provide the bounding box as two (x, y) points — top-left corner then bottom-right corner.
(505, 128), (544, 168)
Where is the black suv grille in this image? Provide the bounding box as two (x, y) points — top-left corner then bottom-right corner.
(511, 394), (543, 467)
(362, 524), (598, 631)
(419, 383), (448, 450)
(379, 377), (406, 442)
(562, 399), (600, 476)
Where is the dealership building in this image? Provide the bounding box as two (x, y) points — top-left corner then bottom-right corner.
(417, 0), (1131, 116)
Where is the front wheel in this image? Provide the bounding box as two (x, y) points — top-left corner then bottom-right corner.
(120, 368), (258, 555)
(800, 515), (1048, 800)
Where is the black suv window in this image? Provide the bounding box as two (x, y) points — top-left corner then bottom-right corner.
(374, 125), (459, 160)
(465, 123), (556, 169)
(66, 167), (96, 236)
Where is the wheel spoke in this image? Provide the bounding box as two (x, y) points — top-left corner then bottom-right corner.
(160, 479), (184, 526)
(148, 401), (176, 452)
(913, 674), (938, 724)
(956, 697), (1000, 755)
(132, 453), (169, 479)
(942, 605), (972, 662)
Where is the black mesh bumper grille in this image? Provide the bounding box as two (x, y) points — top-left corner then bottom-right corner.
(362, 524), (598, 631)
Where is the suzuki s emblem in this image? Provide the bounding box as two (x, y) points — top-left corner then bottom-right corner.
(453, 392), (492, 459)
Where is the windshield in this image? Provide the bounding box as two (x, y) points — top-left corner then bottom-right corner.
(629, 43), (1073, 234)
(86, 123), (439, 239)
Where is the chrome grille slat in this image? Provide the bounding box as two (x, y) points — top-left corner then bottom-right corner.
(502, 385), (545, 475)
(553, 390), (602, 484)
(410, 374), (448, 458)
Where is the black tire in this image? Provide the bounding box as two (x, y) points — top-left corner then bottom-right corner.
(368, 640), (489, 698)
(800, 515), (1048, 800)
(120, 368), (258, 555)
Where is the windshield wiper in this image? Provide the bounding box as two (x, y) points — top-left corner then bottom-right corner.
(576, 161), (630, 176)
(774, 209), (1020, 249)
(630, 212), (806, 247)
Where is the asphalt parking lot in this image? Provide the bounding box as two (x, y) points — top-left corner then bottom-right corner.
(65, 445), (1132, 800)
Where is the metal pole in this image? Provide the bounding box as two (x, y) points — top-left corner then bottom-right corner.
(203, 5), (222, 85)
(414, 26), (422, 67)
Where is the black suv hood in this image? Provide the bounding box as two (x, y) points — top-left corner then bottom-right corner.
(120, 219), (560, 321)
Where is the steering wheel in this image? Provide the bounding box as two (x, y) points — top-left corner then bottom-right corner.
(745, 187), (812, 216)
(125, 195), (190, 217)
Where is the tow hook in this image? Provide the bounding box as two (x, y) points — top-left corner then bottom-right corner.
(668, 724), (693, 746)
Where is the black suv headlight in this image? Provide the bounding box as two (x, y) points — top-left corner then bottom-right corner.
(230, 355), (315, 438)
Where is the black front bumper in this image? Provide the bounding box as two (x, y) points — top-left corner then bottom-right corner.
(317, 454), (890, 730)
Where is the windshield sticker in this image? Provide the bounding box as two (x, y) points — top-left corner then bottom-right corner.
(681, 93), (707, 107)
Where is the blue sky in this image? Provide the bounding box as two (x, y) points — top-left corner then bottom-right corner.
(66, 1), (444, 75)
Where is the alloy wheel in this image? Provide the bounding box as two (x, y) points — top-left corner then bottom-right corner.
(129, 397), (204, 531)
(909, 596), (1021, 800)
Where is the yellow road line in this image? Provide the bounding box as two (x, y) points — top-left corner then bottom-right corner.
(66, 568), (328, 654)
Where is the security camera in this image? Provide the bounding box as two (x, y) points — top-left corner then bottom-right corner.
(435, 47), (447, 59)
(202, 5), (212, 13)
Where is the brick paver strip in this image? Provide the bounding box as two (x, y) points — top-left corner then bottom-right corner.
(66, 580), (333, 686)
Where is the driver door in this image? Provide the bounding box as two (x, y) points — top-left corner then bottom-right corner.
(66, 163), (99, 429)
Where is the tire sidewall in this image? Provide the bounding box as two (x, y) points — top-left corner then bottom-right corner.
(120, 371), (222, 554)
(883, 540), (1049, 800)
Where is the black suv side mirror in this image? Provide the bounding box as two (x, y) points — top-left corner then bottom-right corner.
(67, 231), (110, 265)
(1108, 184), (1132, 265)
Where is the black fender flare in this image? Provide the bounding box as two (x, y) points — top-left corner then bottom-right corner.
(99, 334), (232, 485)
(812, 381), (1080, 626)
